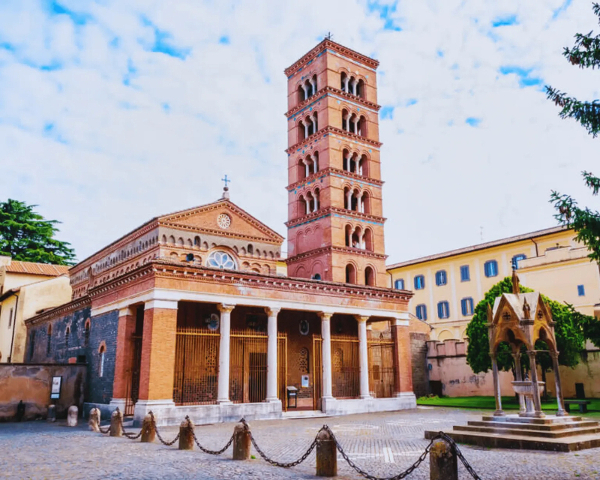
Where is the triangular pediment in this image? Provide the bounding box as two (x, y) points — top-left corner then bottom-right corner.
(158, 199), (284, 244)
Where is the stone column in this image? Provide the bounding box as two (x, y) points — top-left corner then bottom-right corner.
(490, 353), (505, 416)
(302, 84), (309, 100)
(304, 123), (309, 138)
(551, 351), (567, 416)
(217, 304), (236, 403)
(527, 351), (545, 418)
(134, 300), (178, 423)
(305, 161), (310, 179)
(265, 307), (280, 402)
(313, 154), (318, 173)
(320, 312), (334, 400)
(346, 191), (352, 210)
(356, 316), (371, 399)
(310, 78), (317, 96)
(110, 306), (136, 411)
(313, 112), (318, 132)
(344, 76), (350, 92)
(513, 353), (526, 414)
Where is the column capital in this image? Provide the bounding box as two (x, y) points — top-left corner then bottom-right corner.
(218, 304), (236, 314)
(526, 350), (536, 358)
(355, 315), (370, 323)
(319, 312), (333, 321)
(118, 306), (135, 317)
(145, 299), (178, 310)
(264, 307), (281, 317)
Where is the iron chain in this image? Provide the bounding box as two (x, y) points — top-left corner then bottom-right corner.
(241, 418), (318, 468)
(98, 424), (111, 435)
(188, 415), (234, 455)
(323, 426), (481, 480)
(151, 412), (181, 447)
(120, 415), (143, 440)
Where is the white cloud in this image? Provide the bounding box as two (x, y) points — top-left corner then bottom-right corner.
(0, 0), (597, 264)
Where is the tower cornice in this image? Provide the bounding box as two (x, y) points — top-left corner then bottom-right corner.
(284, 39), (379, 78)
(286, 245), (388, 264)
(285, 207), (386, 229)
(286, 126), (382, 155)
(285, 86), (381, 118)
(286, 168), (384, 192)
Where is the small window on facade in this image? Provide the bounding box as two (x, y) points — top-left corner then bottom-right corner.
(461, 298), (474, 316)
(312, 273), (322, 280)
(484, 260), (498, 278)
(8, 308), (13, 328)
(394, 279), (405, 290)
(46, 325), (52, 356)
(414, 275), (425, 290)
(435, 270), (447, 286)
(460, 265), (470, 282)
(65, 326), (70, 349)
(84, 322), (90, 347)
(29, 331), (36, 360)
(416, 304), (427, 321)
(99, 346), (106, 377)
(577, 285), (585, 296)
(512, 254), (527, 269)
(437, 301), (450, 319)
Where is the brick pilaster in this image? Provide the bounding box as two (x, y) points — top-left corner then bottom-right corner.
(138, 305), (178, 401)
(112, 308), (137, 399)
(392, 323), (413, 394)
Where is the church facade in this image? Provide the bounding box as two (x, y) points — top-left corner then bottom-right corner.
(24, 40), (416, 426)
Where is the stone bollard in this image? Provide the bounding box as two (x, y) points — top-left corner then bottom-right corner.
(430, 438), (458, 480)
(110, 408), (123, 437)
(141, 413), (156, 443)
(178, 418), (194, 450)
(46, 405), (56, 423)
(88, 408), (101, 432)
(232, 423), (251, 460)
(67, 406), (78, 427)
(316, 429), (337, 477)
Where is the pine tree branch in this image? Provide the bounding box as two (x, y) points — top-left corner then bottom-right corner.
(545, 86), (600, 137)
(564, 32), (600, 69)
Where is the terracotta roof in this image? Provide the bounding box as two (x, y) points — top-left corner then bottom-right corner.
(4, 261), (69, 276)
(386, 226), (569, 270)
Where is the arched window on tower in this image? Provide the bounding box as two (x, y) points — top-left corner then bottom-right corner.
(98, 344), (106, 377)
(345, 264), (357, 284)
(359, 155), (368, 176)
(341, 109), (349, 131)
(365, 266), (375, 286)
(361, 191), (371, 214)
(299, 195), (308, 216)
(298, 121), (306, 142)
(311, 74), (317, 96)
(364, 228), (373, 251)
(358, 115), (367, 137)
(340, 72), (348, 92)
(357, 79), (365, 99)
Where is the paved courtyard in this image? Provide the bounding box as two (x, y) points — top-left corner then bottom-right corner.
(1, 407), (599, 480)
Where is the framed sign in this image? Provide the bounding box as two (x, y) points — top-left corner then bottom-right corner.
(50, 376), (62, 399)
(301, 375), (309, 388)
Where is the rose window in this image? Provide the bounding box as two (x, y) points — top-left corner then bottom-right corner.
(217, 213), (231, 229)
(207, 251), (237, 270)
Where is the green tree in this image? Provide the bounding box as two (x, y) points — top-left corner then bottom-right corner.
(466, 277), (587, 375)
(0, 199), (76, 265)
(545, 3), (600, 137)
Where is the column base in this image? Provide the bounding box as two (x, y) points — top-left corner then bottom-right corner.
(556, 410), (569, 417)
(217, 399), (233, 405)
(265, 397), (282, 404)
(360, 394), (372, 400)
(133, 399), (176, 426)
(493, 410), (506, 417)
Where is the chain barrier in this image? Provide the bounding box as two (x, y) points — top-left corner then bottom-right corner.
(151, 412), (181, 447)
(240, 418), (319, 468)
(120, 415), (143, 440)
(323, 426), (481, 480)
(188, 416), (235, 455)
(98, 424), (111, 435)
(95, 412), (482, 479)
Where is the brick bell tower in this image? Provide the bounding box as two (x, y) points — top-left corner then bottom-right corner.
(284, 39), (388, 287)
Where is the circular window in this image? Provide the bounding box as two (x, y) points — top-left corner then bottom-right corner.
(207, 251), (237, 270)
(217, 213), (231, 229)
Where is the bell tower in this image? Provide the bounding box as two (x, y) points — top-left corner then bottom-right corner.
(284, 39), (388, 287)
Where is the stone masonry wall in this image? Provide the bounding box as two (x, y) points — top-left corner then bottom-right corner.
(27, 307), (119, 406)
(0, 363), (86, 421)
(410, 332), (429, 397)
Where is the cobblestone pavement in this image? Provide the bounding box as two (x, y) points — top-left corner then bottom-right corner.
(1, 407), (600, 479)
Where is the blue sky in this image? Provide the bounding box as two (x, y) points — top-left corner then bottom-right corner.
(0, 0), (598, 264)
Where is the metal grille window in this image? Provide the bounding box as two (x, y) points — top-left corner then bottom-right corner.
(416, 304), (427, 321)
(414, 275), (425, 290)
(437, 301), (450, 319)
(368, 334), (395, 398)
(435, 270), (447, 286)
(460, 265), (470, 282)
(484, 260), (498, 277)
(331, 335), (360, 399)
(461, 297), (474, 316)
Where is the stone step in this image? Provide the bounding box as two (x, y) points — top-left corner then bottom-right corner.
(454, 424), (600, 439)
(467, 420), (599, 431)
(425, 429), (600, 452)
(481, 415), (584, 425)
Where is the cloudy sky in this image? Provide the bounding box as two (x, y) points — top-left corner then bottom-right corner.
(0, 0), (598, 265)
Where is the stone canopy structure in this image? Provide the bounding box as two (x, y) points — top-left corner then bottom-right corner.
(24, 40), (417, 426)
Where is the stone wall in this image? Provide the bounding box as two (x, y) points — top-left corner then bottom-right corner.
(0, 363), (86, 421)
(410, 332), (430, 397)
(427, 339), (600, 398)
(27, 306), (119, 406)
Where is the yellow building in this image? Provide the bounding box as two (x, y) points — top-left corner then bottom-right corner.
(0, 256), (71, 363)
(387, 226), (600, 341)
